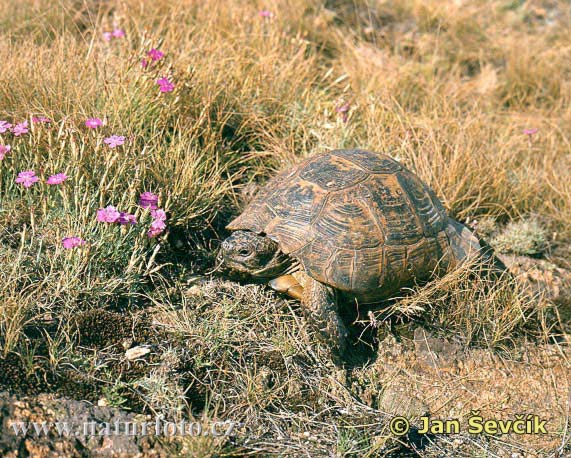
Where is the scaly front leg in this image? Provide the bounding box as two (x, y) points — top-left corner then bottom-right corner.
(269, 274), (304, 300)
(301, 275), (349, 364)
(270, 273), (350, 364)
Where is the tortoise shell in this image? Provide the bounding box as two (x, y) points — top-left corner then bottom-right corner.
(227, 149), (454, 302)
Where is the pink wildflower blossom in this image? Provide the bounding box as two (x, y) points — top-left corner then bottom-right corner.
(523, 128), (538, 136)
(46, 173), (68, 185)
(0, 121), (12, 133)
(32, 116), (51, 124)
(139, 192), (159, 209)
(12, 121), (29, 136)
(112, 28), (125, 38)
(335, 102), (351, 123)
(147, 207), (167, 237)
(97, 205), (121, 223)
(147, 48), (164, 61)
(141, 59), (149, 69)
(103, 135), (126, 148)
(0, 144), (10, 160)
(85, 118), (103, 129)
(118, 212), (137, 225)
(156, 77), (174, 93)
(62, 237), (86, 249)
(151, 208), (167, 221)
(259, 10), (273, 18)
(102, 31), (113, 42)
(147, 219), (166, 238)
(15, 170), (39, 188)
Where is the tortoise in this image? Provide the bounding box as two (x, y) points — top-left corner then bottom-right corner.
(219, 149), (486, 359)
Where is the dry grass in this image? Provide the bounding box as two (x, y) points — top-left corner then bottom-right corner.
(1, 0), (571, 456)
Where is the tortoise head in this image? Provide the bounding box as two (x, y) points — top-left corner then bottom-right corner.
(218, 231), (291, 279)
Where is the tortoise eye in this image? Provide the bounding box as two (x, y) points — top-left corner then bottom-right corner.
(238, 249), (251, 257)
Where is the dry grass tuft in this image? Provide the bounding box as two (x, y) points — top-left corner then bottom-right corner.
(491, 217), (549, 257)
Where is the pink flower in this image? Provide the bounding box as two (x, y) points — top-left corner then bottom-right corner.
(156, 77), (174, 93)
(259, 9), (273, 18)
(118, 212), (137, 225)
(112, 28), (125, 38)
(151, 208), (166, 221)
(46, 173), (68, 185)
(103, 135), (126, 148)
(0, 121), (12, 133)
(142, 50), (164, 70)
(147, 208), (167, 237)
(0, 144), (10, 160)
(32, 116), (51, 124)
(147, 219), (166, 238)
(139, 192), (159, 209)
(102, 31), (113, 42)
(97, 205), (121, 223)
(12, 121), (29, 136)
(147, 48), (164, 62)
(523, 128), (538, 136)
(15, 170), (39, 188)
(16, 170), (36, 178)
(62, 237), (86, 249)
(335, 102), (350, 123)
(85, 118), (103, 129)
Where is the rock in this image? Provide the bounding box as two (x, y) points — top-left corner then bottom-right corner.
(183, 285), (203, 297)
(498, 254), (571, 306)
(0, 392), (172, 457)
(378, 386), (428, 417)
(413, 327), (462, 369)
(125, 346), (151, 360)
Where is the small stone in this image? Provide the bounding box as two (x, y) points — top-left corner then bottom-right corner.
(413, 327), (462, 368)
(97, 398), (109, 407)
(125, 346), (151, 360)
(184, 285), (203, 297)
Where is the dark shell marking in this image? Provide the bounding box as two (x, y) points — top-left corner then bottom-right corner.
(227, 149), (452, 302)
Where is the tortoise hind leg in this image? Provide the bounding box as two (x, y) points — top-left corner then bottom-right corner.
(302, 275), (350, 364)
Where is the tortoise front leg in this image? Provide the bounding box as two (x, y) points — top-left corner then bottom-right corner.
(302, 276), (350, 363)
(269, 275), (304, 300)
